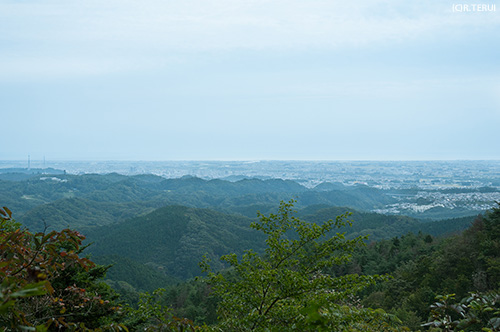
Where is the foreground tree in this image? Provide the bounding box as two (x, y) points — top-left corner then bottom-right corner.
(201, 200), (403, 331)
(122, 288), (199, 331)
(423, 292), (500, 331)
(0, 206), (126, 331)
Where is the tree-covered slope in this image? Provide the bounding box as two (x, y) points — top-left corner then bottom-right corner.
(345, 205), (500, 329)
(0, 173), (400, 224)
(85, 206), (265, 279)
(83, 203), (476, 284)
(18, 197), (157, 231)
(92, 255), (180, 292)
(300, 207), (476, 242)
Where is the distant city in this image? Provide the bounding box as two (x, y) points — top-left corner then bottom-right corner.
(1, 159), (499, 218)
(1, 159), (499, 188)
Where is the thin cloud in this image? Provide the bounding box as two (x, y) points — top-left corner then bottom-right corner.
(1, 0), (498, 79)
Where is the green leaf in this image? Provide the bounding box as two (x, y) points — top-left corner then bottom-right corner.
(10, 282), (48, 298)
(0, 300), (16, 315)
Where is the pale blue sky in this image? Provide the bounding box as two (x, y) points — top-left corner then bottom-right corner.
(1, 0), (499, 160)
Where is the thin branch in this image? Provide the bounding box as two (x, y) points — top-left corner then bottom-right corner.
(11, 231), (47, 277)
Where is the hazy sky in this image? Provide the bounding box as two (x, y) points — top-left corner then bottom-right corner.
(1, 0), (499, 161)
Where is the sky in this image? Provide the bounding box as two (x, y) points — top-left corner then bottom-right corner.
(1, 0), (499, 161)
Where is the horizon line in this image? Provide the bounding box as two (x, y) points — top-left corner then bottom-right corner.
(1, 159), (500, 163)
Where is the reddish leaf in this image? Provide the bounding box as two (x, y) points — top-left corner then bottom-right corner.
(3, 206), (12, 218)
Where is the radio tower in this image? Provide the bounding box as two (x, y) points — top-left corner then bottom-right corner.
(28, 155), (31, 170)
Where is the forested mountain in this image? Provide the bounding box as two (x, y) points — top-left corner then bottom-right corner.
(79, 203), (475, 297)
(85, 205), (266, 280)
(19, 197), (157, 231)
(0, 173), (401, 232)
(0, 172), (479, 294)
(342, 207), (500, 330)
(91, 254), (180, 302)
(146, 204), (499, 330)
(2, 172), (483, 235)
(2, 171), (498, 330)
(1, 187), (499, 330)
(300, 207), (474, 241)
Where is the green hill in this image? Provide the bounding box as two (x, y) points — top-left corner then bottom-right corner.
(92, 255), (180, 292)
(84, 204), (476, 282)
(85, 205), (265, 280)
(18, 197), (157, 231)
(301, 206), (476, 242)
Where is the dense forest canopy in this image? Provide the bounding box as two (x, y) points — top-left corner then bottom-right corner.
(1, 202), (499, 330)
(0, 171), (499, 330)
(0, 171), (492, 233)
